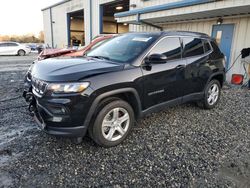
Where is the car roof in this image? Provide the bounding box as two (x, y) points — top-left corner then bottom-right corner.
(0, 41), (19, 44)
(125, 31), (210, 39)
(162, 31), (210, 38)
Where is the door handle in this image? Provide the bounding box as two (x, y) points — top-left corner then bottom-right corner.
(175, 65), (186, 69)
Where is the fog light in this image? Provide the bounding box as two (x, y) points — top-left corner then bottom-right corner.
(48, 105), (66, 115)
(231, 74), (244, 85)
(52, 117), (63, 122)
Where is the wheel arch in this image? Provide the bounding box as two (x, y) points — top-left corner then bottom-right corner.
(17, 49), (25, 56)
(207, 72), (225, 88)
(83, 88), (142, 128)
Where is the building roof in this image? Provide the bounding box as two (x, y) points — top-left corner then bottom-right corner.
(41, 0), (70, 11)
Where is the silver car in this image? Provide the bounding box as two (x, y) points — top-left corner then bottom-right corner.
(0, 42), (31, 56)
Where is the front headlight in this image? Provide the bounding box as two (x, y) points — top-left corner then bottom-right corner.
(47, 82), (90, 94)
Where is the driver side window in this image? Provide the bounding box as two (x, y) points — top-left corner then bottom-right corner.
(150, 37), (182, 61)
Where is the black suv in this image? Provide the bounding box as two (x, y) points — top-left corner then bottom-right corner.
(24, 31), (225, 147)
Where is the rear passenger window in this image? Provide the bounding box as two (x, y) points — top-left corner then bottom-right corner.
(7, 43), (18, 47)
(203, 40), (211, 53)
(210, 41), (220, 52)
(210, 40), (222, 57)
(183, 38), (204, 58)
(150, 37), (181, 61)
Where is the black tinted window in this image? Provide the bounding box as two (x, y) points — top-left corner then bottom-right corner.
(183, 38), (204, 58)
(150, 37), (181, 61)
(210, 41), (220, 52)
(203, 40), (211, 53)
(210, 40), (222, 57)
(7, 43), (18, 47)
(0, 43), (7, 47)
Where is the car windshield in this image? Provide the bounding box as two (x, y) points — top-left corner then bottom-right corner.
(86, 34), (158, 63)
(90, 38), (112, 51)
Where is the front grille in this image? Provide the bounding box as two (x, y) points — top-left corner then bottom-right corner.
(32, 77), (48, 95)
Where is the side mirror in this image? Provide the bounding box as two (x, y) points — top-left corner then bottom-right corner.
(145, 53), (167, 64)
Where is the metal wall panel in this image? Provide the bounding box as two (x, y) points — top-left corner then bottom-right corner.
(43, 9), (52, 47)
(116, 0), (250, 23)
(51, 3), (68, 48)
(129, 23), (160, 32)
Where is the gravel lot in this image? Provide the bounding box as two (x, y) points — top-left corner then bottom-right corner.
(0, 54), (249, 187)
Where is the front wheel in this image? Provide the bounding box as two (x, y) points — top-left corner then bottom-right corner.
(197, 79), (221, 109)
(89, 99), (134, 147)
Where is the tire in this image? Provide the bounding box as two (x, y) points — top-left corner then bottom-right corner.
(197, 79), (221, 109)
(89, 99), (134, 147)
(18, 50), (25, 56)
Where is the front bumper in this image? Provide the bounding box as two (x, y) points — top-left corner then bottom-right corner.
(34, 110), (88, 137)
(28, 88), (94, 138)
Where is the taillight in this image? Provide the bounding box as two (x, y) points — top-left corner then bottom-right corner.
(231, 74), (244, 85)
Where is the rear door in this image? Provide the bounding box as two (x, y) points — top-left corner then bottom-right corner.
(6, 43), (19, 55)
(141, 37), (186, 109)
(181, 37), (210, 96)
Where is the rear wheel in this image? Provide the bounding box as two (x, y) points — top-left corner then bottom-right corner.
(18, 50), (25, 56)
(89, 99), (134, 147)
(197, 79), (221, 109)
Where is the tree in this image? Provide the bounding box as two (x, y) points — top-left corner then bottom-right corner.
(0, 33), (44, 43)
(0, 35), (10, 41)
(38, 31), (44, 43)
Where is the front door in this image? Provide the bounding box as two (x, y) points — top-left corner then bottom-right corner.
(0, 43), (9, 55)
(141, 37), (186, 109)
(212, 24), (234, 69)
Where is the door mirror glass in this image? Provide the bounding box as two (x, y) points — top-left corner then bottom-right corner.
(145, 53), (167, 64)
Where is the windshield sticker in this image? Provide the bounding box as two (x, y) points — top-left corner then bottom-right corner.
(132, 37), (152, 42)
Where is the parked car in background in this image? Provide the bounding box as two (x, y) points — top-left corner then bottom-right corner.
(26, 43), (37, 51)
(23, 31), (226, 147)
(64, 34), (116, 57)
(0, 42), (31, 56)
(38, 34), (116, 60)
(37, 44), (45, 54)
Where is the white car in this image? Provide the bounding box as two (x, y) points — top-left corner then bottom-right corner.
(0, 42), (31, 56)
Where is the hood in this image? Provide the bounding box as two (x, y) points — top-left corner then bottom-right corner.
(31, 57), (124, 82)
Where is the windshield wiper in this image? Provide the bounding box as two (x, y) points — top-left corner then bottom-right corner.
(88, 55), (110, 60)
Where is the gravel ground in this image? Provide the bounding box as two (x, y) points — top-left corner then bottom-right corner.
(0, 55), (250, 187)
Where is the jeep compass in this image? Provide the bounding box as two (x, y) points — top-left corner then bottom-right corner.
(24, 31), (225, 147)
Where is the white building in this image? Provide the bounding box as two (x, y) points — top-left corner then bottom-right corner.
(42, 0), (250, 81)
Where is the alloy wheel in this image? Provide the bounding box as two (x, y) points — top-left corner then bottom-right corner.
(18, 50), (25, 56)
(207, 83), (219, 105)
(101, 107), (130, 142)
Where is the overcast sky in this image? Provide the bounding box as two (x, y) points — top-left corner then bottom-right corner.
(0, 0), (62, 36)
